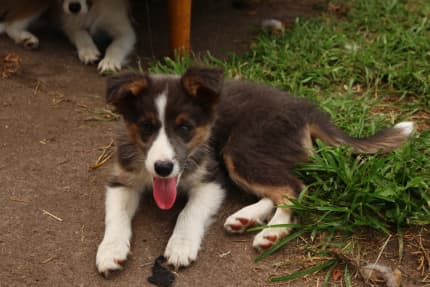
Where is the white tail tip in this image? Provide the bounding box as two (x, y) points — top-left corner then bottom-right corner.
(394, 121), (415, 136)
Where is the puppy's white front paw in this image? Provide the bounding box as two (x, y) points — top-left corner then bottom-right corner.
(252, 227), (290, 252)
(164, 234), (199, 268)
(98, 57), (122, 74)
(96, 238), (130, 277)
(78, 46), (100, 64)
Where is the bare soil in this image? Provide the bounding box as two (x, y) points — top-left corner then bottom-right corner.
(1, 1), (428, 286)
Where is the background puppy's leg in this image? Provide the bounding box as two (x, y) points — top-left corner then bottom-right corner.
(5, 14), (42, 49)
(164, 182), (225, 268)
(63, 27), (101, 64)
(96, 185), (140, 277)
(97, 17), (136, 73)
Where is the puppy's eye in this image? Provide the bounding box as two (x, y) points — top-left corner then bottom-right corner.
(139, 121), (157, 137)
(176, 123), (194, 140)
(179, 123), (192, 133)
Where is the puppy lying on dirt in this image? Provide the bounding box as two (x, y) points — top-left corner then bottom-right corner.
(96, 67), (413, 276)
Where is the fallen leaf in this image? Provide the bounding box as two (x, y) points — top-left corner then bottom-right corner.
(332, 267), (343, 281)
(1, 52), (22, 79)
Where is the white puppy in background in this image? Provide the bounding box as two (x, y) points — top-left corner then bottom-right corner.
(0, 0), (136, 73)
(56, 0), (136, 73)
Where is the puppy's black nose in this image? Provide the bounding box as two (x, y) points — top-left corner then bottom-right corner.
(154, 161), (174, 177)
(69, 2), (81, 14)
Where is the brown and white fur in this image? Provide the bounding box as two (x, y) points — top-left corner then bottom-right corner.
(95, 67), (414, 276)
(0, 0), (52, 49)
(0, 0), (135, 73)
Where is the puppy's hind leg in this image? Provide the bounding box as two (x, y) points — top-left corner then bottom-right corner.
(224, 154), (302, 251)
(96, 184), (140, 277)
(253, 205), (296, 251)
(5, 14), (42, 49)
(224, 198), (275, 234)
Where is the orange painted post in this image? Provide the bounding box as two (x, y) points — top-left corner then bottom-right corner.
(167, 0), (191, 57)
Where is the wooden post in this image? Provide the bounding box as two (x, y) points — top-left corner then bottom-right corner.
(167, 0), (192, 57)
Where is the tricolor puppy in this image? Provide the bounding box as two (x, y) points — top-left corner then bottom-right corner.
(96, 67), (414, 276)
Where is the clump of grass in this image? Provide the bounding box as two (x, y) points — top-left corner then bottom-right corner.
(149, 0), (430, 283)
(295, 134), (430, 232)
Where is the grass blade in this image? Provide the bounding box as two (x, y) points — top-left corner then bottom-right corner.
(344, 265), (352, 287)
(270, 259), (338, 282)
(255, 229), (305, 262)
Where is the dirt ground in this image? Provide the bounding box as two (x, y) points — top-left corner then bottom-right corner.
(0, 1), (428, 286)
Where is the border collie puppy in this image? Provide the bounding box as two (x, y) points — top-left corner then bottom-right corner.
(96, 67), (414, 276)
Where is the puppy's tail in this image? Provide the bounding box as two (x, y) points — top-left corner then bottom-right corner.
(309, 118), (414, 154)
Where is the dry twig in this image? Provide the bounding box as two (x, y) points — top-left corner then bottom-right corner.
(89, 139), (115, 170)
(40, 208), (63, 222)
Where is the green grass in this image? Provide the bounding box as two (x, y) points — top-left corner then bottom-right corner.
(149, 0), (430, 283)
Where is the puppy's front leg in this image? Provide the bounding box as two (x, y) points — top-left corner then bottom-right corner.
(97, 21), (136, 73)
(164, 182), (225, 268)
(63, 28), (101, 64)
(96, 185), (140, 277)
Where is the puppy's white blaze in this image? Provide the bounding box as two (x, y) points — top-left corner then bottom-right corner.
(145, 90), (178, 176)
(155, 90), (167, 124)
(394, 121), (414, 136)
(0, 23), (5, 34)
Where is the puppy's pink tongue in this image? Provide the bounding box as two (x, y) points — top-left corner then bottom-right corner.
(153, 177), (177, 210)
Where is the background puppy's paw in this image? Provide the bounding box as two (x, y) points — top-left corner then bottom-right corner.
(96, 239), (130, 277)
(98, 57), (122, 74)
(164, 235), (199, 269)
(78, 47), (100, 65)
(17, 32), (39, 49)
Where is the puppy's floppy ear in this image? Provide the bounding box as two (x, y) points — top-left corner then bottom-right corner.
(181, 67), (224, 105)
(106, 73), (148, 105)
